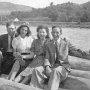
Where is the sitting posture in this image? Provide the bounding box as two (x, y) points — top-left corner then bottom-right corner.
(14, 25), (50, 84)
(0, 22), (16, 75)
(30, 26), (90, 90)
(8, 24), (34, 80)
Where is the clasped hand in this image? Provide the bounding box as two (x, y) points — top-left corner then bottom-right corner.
(45, 66), (52, 77)
(13, 52), (25, 66)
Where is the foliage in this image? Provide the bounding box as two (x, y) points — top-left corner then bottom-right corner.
(3, 1), (90, 22)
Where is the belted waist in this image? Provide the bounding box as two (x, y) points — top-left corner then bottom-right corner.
(23, 58), (33, 61)
(21, 53), (30, 55)
(39, 53), (45, 56)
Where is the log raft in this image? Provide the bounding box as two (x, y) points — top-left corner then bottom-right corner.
(69, 56), (90, 71)
(0, 75), (90, 90)
(0, 56), (90, 90)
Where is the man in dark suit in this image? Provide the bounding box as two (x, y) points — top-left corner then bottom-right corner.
(30, 26), (90, 90)
(0, 22), (16, 75)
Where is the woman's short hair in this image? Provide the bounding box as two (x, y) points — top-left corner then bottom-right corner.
(37, 25), (50, 39)
(17, 24), (31, 37)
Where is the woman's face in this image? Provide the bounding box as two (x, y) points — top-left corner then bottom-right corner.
(38, 29), (47, 39)
(20, 27), (28, 38)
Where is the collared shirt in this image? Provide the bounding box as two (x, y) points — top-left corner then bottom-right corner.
(53, 37), (61, 45)
(52, 37), (61, 61)
(56, 37), (61, 45)
(12, 35), (34, 53)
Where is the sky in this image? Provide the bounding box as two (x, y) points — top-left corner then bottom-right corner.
(0, 0), (90, 8)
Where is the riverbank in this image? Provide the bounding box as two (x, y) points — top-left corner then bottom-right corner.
(1, 21), (90, 28)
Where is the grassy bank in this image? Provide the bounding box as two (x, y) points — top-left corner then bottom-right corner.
(1, 21), (90, 28)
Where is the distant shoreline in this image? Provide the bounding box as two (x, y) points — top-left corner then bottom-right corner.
(0, 21), (90, 28)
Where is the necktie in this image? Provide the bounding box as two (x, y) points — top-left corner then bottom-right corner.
(10, 36), (13, 49)
(55, 41), (59, 61)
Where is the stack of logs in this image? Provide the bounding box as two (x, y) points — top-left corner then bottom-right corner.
(69, 56), (90, 79)
(0, 56), (90, 90)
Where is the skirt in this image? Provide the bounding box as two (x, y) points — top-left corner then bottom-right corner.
(19, 56), (44, 76)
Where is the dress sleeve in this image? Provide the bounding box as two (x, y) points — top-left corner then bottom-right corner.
(30, 39), (36, 53)
(44, 43), (51, 67)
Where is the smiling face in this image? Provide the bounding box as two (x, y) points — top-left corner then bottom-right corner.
(20, 27), (28, 38)
(38, 29), (47, 40)
(7, 24), (16, 36)
(51, 27), (62, 41)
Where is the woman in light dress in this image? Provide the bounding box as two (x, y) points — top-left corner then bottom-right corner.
(14, 25), (50, 84)
(8, 24), (34, 81)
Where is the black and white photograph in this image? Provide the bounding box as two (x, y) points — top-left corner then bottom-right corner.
(0, 0), (90, 90)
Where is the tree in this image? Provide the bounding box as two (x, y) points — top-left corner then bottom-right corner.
(50, 2), (53, 6)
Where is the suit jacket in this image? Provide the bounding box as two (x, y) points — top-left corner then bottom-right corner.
(44, 37), (90, 72)
(0, 34), (8, 54)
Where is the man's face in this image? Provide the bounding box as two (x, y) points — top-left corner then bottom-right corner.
(51, 27), (61, 41)
(7, 24), (16, 36)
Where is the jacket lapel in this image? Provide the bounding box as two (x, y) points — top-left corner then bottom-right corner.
(4, 34), (8, 50)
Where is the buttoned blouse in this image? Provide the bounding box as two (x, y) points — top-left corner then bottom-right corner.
(12, 35), (34, 53)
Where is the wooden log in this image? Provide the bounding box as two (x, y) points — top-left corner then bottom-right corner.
(69, 56), (90, 71)
(70, 69), (90, 79)
(0, 78), (42, 90)
(0, 76), (90, 90)
(62, 75), (90, 90)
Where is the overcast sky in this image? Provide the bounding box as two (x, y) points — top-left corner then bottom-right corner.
(0, 0), (90, 8)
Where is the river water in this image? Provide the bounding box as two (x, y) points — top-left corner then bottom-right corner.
(0, 25), (90, 51)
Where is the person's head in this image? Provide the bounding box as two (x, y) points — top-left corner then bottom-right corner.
(6, 22), (16, 36)
(17, 24), (31, 38)
(51, 26), (62, 41)
(37, 25), (49, 40)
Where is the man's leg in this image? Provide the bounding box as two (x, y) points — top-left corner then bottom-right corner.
(48, 66), (68, 90)
(30, 66), (45, 89)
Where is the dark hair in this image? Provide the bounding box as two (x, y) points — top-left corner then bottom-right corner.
(17, 24), (31, 37)
(36, 25), (50, 39)
(6, 22), (15, 28)
(52, 26), (62, 34)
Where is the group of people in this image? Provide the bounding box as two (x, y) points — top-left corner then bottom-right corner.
(0, 22), (90, 90)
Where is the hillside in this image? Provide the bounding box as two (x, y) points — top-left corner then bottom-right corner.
(0, 2), (33, 15)
(1, 1), (90, 22)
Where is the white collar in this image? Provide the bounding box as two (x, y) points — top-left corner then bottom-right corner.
(56, 37), (61, 44)
(18, 35), (27, 40)
(8, 34), (15, 38)
(53, 37), (61, 44)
